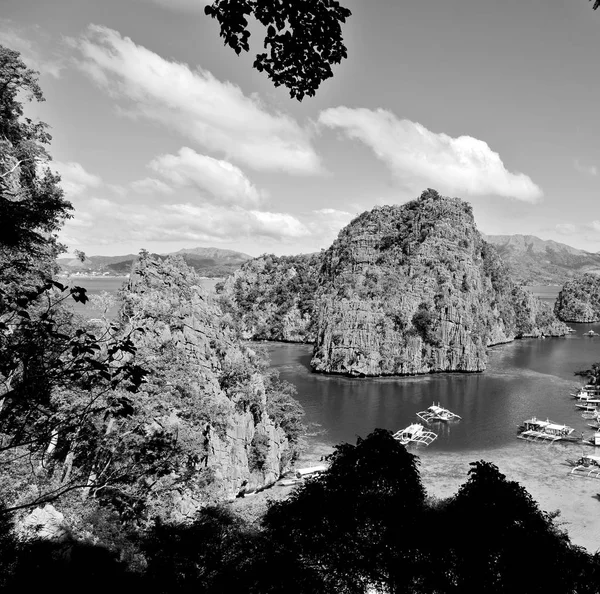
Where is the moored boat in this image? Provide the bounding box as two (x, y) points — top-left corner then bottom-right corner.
(567, 454), (600, 478)
(584, 330), (599, 337)
(576, 401), (600, 412)
(518, 417), (578, 443)
(416, 403), (461, 423)
(393, 423), (437, 446)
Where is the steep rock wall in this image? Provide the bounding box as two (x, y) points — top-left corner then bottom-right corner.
(120, 255), (299, 519)
(555, 274), (600, 322)
(312, 190), (568, 376)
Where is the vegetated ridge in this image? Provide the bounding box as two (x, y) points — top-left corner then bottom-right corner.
(57, 247), (252, 277)
(219, 190), (568, 377)
(218, 253), (320, 343)
(483, 234), (600, 285)
(554, 273), (600, 322)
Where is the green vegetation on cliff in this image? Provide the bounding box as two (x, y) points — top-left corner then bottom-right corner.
(555, 273), (600, 323)
(221, 190), (568, 377)
(218, 253), (320, 342)
(313, 190), (568, 376)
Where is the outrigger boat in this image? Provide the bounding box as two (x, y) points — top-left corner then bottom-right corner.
(576, 401), (600, 412)
(571, 388), (600, 401)
(567, 454), (600, 478)
(416, 403), (461, 424)
(584, 330), (599, 337)
(393, 423), (437, 446)
(582, 432), (600, 447)
(518, 417), (578, 443)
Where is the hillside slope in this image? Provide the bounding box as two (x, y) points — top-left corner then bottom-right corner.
(484, 234), (600, 285)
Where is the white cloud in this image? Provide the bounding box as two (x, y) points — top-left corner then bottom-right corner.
(72, 25), (321, 174)
(0, 20), (64, 78)
(149, 147), (262, 206)
(53, 161), (102, 196)
(61, 197), (309, 246)
(134, 0), (210, 12)
(574, 159), (598, 177)
(319, 107), (543, 202)
(130, 177), (174, 195)
(555, 223), (577, 235)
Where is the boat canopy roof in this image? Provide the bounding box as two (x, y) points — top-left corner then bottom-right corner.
(403, 423), (423, 434)
(546, 423), (569, 431)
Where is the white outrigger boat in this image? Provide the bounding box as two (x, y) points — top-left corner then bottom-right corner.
(576, 401), (600, 412)
(571, 388), (600, 401)
(518, 417), (578, 443)
(416, 403), (461, 424)
(584, 330), (599, 337)
(567, 454), (600, 478)
(393, 423), (437, 446)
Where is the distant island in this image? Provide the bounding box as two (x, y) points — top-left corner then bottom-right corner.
(56, 246), (252, 278)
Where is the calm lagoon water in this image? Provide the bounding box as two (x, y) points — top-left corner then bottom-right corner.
(67, 280), (600, 454)
(266, 285), (600, 453)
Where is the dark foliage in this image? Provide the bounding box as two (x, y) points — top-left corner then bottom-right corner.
(204, 0), (351, 100)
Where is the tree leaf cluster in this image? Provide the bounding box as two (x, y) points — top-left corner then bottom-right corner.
(204, 0), (351, 100)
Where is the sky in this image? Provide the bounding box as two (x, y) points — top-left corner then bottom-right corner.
(1, 0), (599, 258)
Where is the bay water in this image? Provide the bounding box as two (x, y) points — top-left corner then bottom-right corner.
(66, 279), (600, 453)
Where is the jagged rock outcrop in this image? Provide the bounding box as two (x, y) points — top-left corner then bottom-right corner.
(554, 273), (600, 322)
(311, 190), (569, 376)
(118, 255), (301, 520)
(218, 253), (320, 343)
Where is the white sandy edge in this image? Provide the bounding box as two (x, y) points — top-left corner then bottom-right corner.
(290, 440), (600, 554)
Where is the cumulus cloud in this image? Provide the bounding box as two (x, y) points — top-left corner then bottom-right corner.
(555, 223), (578, 235)
(0, 20), (64, 78)
(71, 25), (321, 174)
(61, 197), (310, 247)
(574, 159), (598, 177)
(319, 107), (543, 202)
(148, 147), (262, 206)
(53, 161), (102, 196)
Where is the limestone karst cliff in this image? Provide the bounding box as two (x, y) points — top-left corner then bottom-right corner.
(312, 190), (568, 376)
(217, 253), (320, 343)
(222, 190), (568, 377)
(554, 273), (600, 322)
(117, 254), (303, 519)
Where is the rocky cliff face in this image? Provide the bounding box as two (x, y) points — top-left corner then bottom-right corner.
(218, 253), (319, 343)
(311, 190), (569, 376)
(554, 273), (600, 322)
(119, 255), (300, 520)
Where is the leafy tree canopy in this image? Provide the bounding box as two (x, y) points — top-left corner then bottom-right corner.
(204, 0), (351, 100)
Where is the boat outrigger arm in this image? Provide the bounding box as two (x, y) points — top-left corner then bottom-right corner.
(416, 403), (462, 423)
(569, 455), (600, 478)
(392, 423), (438, 446)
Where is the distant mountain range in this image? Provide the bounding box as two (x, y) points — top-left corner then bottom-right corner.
(483, 234), (600, 285)
(57, 235), (600, 285)
(57, 247), (253, 278)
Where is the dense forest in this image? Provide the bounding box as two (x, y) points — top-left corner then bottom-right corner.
(2, 42), (600, 594)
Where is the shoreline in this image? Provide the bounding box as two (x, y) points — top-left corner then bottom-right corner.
(234, 438), (600, 553)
